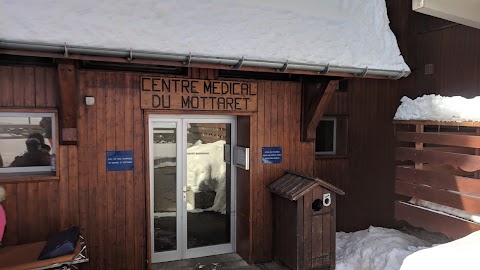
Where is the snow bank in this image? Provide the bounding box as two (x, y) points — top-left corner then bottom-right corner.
(0, 0), (408, 71)
(394, 95), (480, 122)
(187, 140), (227, 214)
(336, 226), (430, 270)
(400, 230), (480, 270)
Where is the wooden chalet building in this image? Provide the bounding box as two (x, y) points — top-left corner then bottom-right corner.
(0, 0), (479, 269)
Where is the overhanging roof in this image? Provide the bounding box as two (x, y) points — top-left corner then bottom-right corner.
(0, 0), (410, 78)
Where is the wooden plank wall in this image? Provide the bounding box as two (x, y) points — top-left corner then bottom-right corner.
(0, 66), (146, 269)
(77, 70), (146, 270)
(313, 0), (480, 233)
(0, 65), (60, 246)
(390, 0), (480, 235)
(394, 122), (480, 238)
(314, 77), (407, 232)
(250, 79), (314, 262)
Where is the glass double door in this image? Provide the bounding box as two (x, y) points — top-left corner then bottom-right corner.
(149, 115), (235, 263)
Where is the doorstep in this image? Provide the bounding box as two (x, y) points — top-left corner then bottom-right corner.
(151, 253), (290, 270)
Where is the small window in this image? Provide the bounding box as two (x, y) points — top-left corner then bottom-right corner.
(315, 117), (337, 155)
(0, 112), (56, 173)
(315, 116), (348, 157)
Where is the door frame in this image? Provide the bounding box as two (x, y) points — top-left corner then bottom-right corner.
(148, 114), (237, 263)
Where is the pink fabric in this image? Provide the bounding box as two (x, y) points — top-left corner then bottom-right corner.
(0, 204), (5, 242)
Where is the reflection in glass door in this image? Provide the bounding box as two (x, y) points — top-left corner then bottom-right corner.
(151, 120), (182, 262)
(150, 116), (236, 263)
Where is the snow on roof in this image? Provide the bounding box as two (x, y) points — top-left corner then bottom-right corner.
(0, 0), (409, 72)
(336, 226), (431, 270)
(394, 94), (480, 122)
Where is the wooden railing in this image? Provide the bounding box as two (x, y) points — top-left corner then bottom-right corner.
(394, 120), (480, 239)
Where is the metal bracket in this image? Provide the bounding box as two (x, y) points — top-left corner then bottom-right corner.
(390, 69), (405, 80)
(319, 64), (330, 75)
(355, 66), (369, 77)
(126, 49), (133, 62)
(64, 43), (69, 58)
(184, 52), (192, 66)
(279, 60), (289, 72)
(233, 56), (245, 69)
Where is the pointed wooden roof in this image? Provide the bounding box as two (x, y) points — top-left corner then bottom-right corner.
(268, 171), (345, 201)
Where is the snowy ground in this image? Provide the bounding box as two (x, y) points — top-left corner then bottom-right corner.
(336, 226), (447, 270)
(400, 230), (480, 270)
(394, 94), (480, 122)
(1, 0), (408, 71)
(0, 138), (26, 166)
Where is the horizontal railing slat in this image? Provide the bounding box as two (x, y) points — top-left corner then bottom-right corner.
(396, 131), (480, 148)
(395, 180), (480, 215)
(396, 147), (480, 172)
(395, 201), (480, 239)
(396, 166), (480, 197)
(393, 120), (480, 127)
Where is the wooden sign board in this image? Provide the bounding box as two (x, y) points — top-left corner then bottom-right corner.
(141, 77), (257, 111)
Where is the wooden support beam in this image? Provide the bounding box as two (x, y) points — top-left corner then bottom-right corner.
(301, 78), (339, 142)
(415, 124), (424, 170)
(475, 128), (480, 179)
(57, 60), (78, 144)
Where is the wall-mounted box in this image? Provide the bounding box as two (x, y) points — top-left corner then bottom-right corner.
(233, 146), (250, 170)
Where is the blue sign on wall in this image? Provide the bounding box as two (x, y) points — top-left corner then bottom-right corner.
(262, 146), (282, 164)
(106, 150), (134, 171)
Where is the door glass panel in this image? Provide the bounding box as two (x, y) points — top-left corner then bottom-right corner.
(186, 123), (231, 249)
(153, 122), (178, 252)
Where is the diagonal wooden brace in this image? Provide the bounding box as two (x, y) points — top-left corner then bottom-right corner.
(301, 78), (339, 142)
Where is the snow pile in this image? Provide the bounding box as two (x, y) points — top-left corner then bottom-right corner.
(409, 198), (480, 224)
(394, 95), (480, 122)
(336, 226), (430, 270)
(187, 140), (227, 214)
(0, 0), (408, 71)
(400, 230), (480, 270)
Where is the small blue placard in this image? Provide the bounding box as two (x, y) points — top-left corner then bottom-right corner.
(262, 146), (282, 164)
(106, 150), (134, 171)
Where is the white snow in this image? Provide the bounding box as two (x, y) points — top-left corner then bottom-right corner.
(187, 140), (227, 214)
(336, 226), (431, 270)
(153, 140), (228, 214)
(0, 0), (409, 72)
(394, 94), (480, 122)
(400, 230), (480, 270)
(153, 143), (176, 160)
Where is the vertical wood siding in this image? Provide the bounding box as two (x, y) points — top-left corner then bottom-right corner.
(76, 71), (146, 270)
(250, 80), (315, 262)
(0, 66), (61, 247)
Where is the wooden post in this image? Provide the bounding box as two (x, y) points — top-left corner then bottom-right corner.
(57, 60), (78, 144)
(476, 128), (480, 179)
(415, 124), (424, 170)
